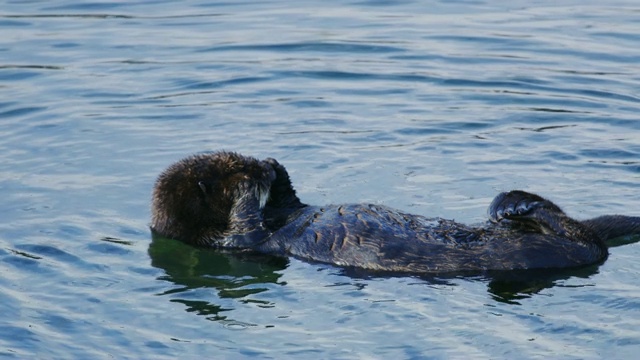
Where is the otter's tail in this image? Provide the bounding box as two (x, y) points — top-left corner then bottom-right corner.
(582, 215), (640, 246)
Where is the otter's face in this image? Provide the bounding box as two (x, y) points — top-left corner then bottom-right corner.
(151, 151), (276, 246)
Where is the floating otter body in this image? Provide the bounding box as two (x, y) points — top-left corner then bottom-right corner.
(151, 151), (640, 273)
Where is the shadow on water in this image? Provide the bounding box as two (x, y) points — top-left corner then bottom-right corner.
(148, 234), (288, 322)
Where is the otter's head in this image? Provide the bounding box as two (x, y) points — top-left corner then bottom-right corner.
(151, 151), (276, 246)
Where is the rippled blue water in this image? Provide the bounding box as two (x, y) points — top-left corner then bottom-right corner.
(2, 0), (640, 358)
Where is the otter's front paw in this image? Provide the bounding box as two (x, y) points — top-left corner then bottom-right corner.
(262, 157), (303, 208)
(264, 158), (287, 178)
(263, 157), (293, 188)
(488, 190), (547, 222)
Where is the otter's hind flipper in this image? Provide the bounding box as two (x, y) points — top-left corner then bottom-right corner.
(489, 190), (562, 223)
(488, 190), (600, 243)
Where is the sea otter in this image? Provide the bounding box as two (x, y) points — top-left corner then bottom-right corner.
(151, 151), (640, 273)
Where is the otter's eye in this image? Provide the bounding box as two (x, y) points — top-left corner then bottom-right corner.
(198, 181), (208, 194)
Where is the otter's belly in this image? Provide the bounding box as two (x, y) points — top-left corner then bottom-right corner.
(262, 204), (607, 273)
(268, 204), (488, 272)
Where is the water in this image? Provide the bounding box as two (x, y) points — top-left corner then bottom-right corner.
(1, 0), (640, 358)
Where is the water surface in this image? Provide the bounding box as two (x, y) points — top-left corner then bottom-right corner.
(1, 0), (640, 358)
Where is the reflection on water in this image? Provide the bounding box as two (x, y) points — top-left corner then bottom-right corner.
(483, 267), (602, 304)
(148, 234), (287, 322)
(485, 235), (640, 303)
(151, 231), (640, 315)
(336, 261), (611, 305)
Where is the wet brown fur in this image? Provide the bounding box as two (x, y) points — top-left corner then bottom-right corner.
(151, 152), (274, 246)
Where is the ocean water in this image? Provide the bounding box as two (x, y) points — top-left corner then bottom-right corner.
(1, 0), (640, 358)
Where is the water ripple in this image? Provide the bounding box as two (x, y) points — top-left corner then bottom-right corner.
(201, 41), (406, 54)
(2, 1), (640, 359)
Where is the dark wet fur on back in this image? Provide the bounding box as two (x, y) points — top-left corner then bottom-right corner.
(151, 152), (640, 274)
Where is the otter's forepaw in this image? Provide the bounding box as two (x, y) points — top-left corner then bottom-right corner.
(263, 157), (280, 167)
(264, 158), (287, 178)
(263, 157), (293, 188)
(262, 157), (303, 208)
(233, 179), (271, 210)
(488, 190), (547, 222)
